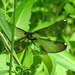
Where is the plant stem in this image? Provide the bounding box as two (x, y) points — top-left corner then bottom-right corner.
(9, 0), (16, 75)
(0, 32), (21, 65)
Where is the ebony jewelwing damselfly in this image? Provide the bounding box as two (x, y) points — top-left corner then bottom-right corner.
(14, 20), (67, 54)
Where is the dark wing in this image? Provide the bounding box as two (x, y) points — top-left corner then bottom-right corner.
(33, 20), (67, 37)
(33, 38), (67, 53)
(14, 39), (27, 54)
(14, 37), (32, 54)
(14, 27), (27, 53)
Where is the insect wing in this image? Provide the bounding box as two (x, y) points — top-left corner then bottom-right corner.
(34, 38), (67, 53)
(15, 27), (25, 37)
(33, 20), (67, 37)
(14, 38), (32, 54)
(14, 39), (26, 54)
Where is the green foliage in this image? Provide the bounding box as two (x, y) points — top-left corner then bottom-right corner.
(64, 3), (75, 15)
(0, 54), (15, 75)
(0, 8), (12, 42)
(0, 0), (75, 75)
(15, 0), (35, 31)
(51, 51), (75, 71)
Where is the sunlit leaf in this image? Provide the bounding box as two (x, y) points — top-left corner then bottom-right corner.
(51, 51), (75, 71)
(15, 0), (35, 31)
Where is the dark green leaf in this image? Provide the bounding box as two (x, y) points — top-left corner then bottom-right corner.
(0, 38), (4, 53)
(39, 54), (52, 74)
(32, 50), (52, 74)
(0, 9), (12, 42)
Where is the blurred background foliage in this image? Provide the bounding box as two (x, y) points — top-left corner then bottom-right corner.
(0, 0), (75, 75)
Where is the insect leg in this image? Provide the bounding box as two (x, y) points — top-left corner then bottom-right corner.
(31, 40), (47, 54)
(17, 36), (26, 42)
(31, 40), (41, 51)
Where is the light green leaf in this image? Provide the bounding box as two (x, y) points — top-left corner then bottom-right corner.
(64, 3), (75, 14)
(22, 52), (33, 67)
(70, 32), (75, 41)
(0, 54), (8, 69)
(31, 21), (55, 32)
(70, 15), (75, 19)
(0, 54), (16, 75)
(51, 51), (75, 71)
(16, 0), (35, 31)
(48, 54), (56, 75)
(70, 32), (75, 49)
(55, 64), (67, 75)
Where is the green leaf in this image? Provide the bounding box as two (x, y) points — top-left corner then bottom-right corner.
(51, 51), (75, 71)
(48, 54), (56, 75)
(0, 38), (4, 53)
(22, 52), (33, 67)
(15, 0), (35, 31)
(0, 54), (9, 75)
(32, 50), (52, 74)
(64, 3), (75, 15)
(48, 0), (68, 3)
(70, 32), (75, 41)
(0, 54), (16, 75)
(70, 0), (75, 3)
(0, 54), (8, 69)
(34, 38), (66, 53)
(1, 0), (7, 10)
(0, 9), (12, 42)
(30, 20), (55, 32)
(32, 55), (42, 66)
(69, 15), (75, 19)
(55, 64), (67, 75)
(70, 32), (75, 49)
(38, 54), (52, 74)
